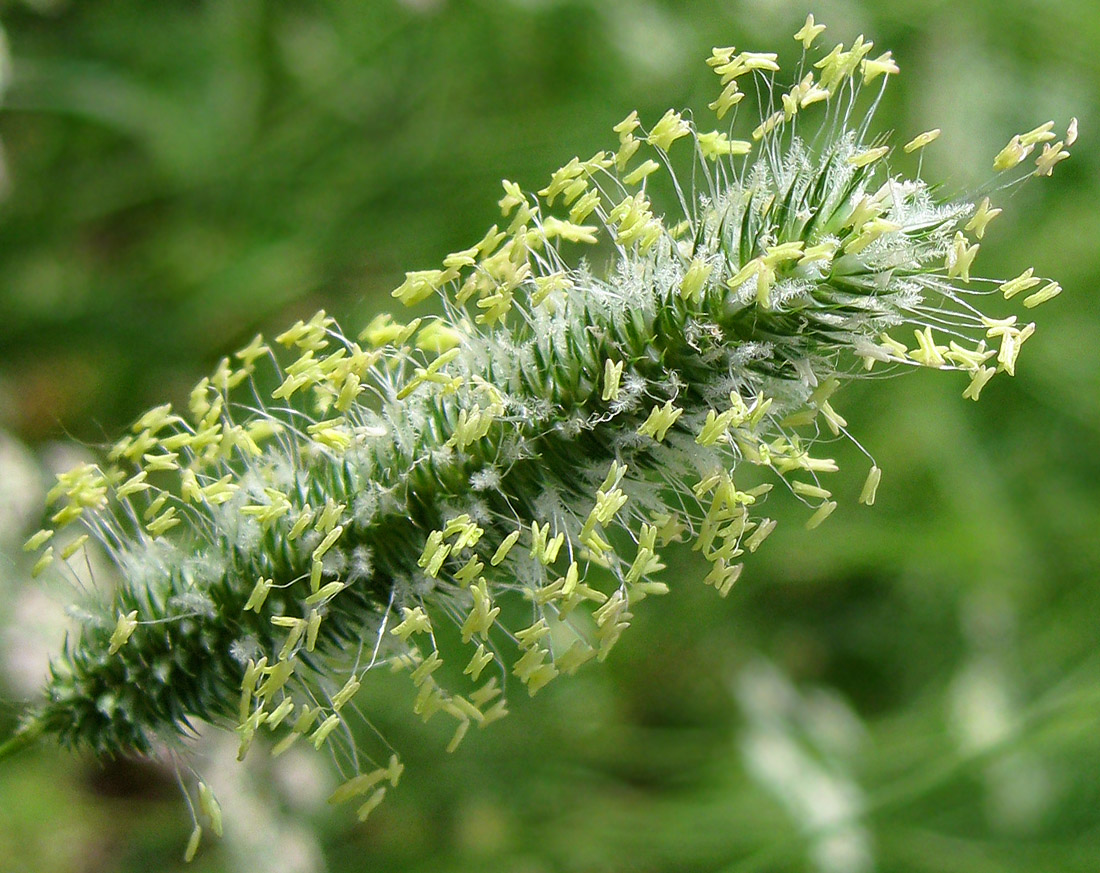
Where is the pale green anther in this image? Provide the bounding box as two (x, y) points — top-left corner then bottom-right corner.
(965, 197), (1002, 239)
(356, 788), (387, 822)
(946, 232), (980, 281)
(305, 582), (345, 607)
(272, 616), (307, 660)
(993, 135), (1030, 171)
(792, 481), (832, 500)
(512, 645), (551, 682)
(591, 487), (628, 527)
(239, 500), (289, 529)
(602, 359), (624, 401)
(378, 756), (404, 789)
(746, 395), (773, 428)
(244, 577), (273, 612)
(235, 333), (269, 367)
(358, 313), (421, 348)
(454, 556), (484, 587)
(410, 652), (443, 687)
(696, 131), (752, 160)
(23, 529), (53, 552)
(1019, 121), (1056, 146)
(696, 408), (735, 446)
(752, 111), (785, 141)
(515, 618), (551, 650)
(292, 704), (322, 735)
(416, 321), (465, 355)
(266, 696), (296, 731)
(391, 269), (445, 306)
(904, 128), (941, 153)
(562, 175), (590, 206)
(541, 532), (565, 565)
(391, 606), (432, 641)
(567, 188), (601, 224)
(708, 82), (746, 119)
(498, 179), (525, 216)
(675, 259), (711, 306)
(794, 13), (826, 49)
(999, 268), (1040, 299)
(452, 522), (484, 552)
(613, 110), (640, 139)
(300, 610), (321, 652)
(646, 109), (691, 151)
(727, 257), (762, 288)
(199, 475), (238, 505)
(847, 146), (890, 168)
(418, 530), (447, 570)
(288, 506), (314, 540)
(461, 580), (499, 643)
(638, 400), (683, 442)
(133, 404), (179, 436)
(197, 782), (224, 839)
(412, 679), (445, 720)
(332, 675), (362, 711)
(538, 216), (599, 246)
(538, 156), (584, 205)
(464, 644), (494, 681)
(763, 240), (805, 267)
(846, 195), (883, 230)
(1024, 281), (1061, 308)
(328, 768), (388, 806)
(625, 543), (663, 586)
(805, 500), (838, 530)
(108, 610), (139, 655)
(704, 558), (742, 597)
(910, 327), (948, 368)
(529, 521), (549, 561)
(312, 525), (344, 563)
(859, 466), (882, 505)
(426, 543), (451, 577)
(242, 658), (267, 696)
(963, 366), (997, 401)
(142, 451), (179, 471)
(315, 499), (345, 533)
(623, 159), (660, 186)
(59, 534), (90, 561)
(813, 43), (848, 88)
(491, 530), (522, 566)
(309, 560), (323, 594)
(745, 519), (777, 552)
(530, 272), (571, 307)
(845, 218), (900, 254)
(147, 506), (180, 537)
(468, 678), (501, 710)
(184, 825), (203, 864)
(862, 51), (898, 83)
(310, 714), (342, 749)
(270, 733), (300, 757)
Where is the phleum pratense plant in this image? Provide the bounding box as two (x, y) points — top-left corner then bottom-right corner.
(4, 15), (1073, 858)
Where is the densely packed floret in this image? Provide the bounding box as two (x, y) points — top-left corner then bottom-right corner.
(8, 14), (1071, 858)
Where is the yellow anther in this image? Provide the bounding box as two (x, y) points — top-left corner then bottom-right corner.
(794, 13), (826, 50)
(903, 128), (940, 154)
(964, 197), (1002, 239)
(108, 610), (139, 655)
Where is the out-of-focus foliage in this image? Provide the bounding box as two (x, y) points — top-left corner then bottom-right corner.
(0, 1), (1097, 872)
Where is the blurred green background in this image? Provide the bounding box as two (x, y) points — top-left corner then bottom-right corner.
(1, 0), (1098, 871)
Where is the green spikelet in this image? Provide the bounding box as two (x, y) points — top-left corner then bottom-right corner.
(10, 15), (1072, 849)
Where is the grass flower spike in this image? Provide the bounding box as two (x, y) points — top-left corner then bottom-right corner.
(5, 16), (1070, 856)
